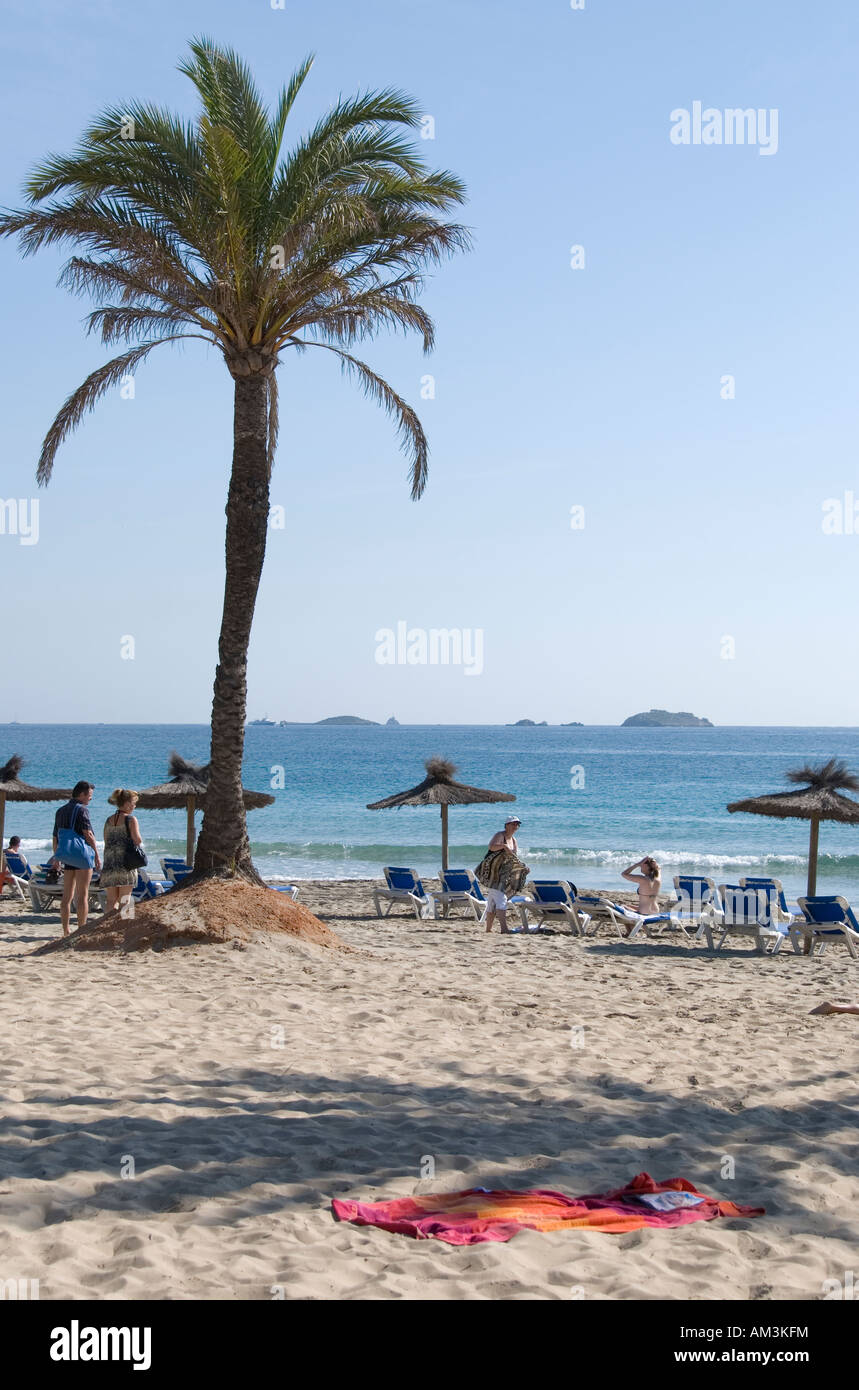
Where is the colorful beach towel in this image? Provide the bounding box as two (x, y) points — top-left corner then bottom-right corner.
(474, 849), (529, 896)
(332, 1173), (763, 1245)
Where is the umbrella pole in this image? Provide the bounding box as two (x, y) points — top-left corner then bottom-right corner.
(807, 817), (819, 897)
(441, 804), (449, 872)
(186, 796), (196, 867)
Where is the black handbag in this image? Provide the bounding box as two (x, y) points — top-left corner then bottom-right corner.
(123, 814), (148, 870)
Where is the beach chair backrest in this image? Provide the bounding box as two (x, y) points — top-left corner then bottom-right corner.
(531, 881), (573, 906)
(161, 856), (190, 878)
(464, 870), (486, 900)
(440, 868), (485, 899)
(566, 881), (579, 899)
(384, 866), (424, 896)
(5, 850), (30, 878)
(719, 885), (776, 927)
(674, 875), (719, 912)
(798, 895), (850, 927)
(740, 877), (789, 915)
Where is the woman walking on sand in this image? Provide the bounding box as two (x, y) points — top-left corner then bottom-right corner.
(101, 789), (144, 912)
(477, 816), (529, 934)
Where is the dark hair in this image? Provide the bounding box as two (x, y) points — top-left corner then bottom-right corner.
(8, 835), (20, 848)
(72, 780), (94, 799)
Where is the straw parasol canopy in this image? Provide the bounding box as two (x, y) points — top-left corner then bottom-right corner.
(367, 757), (516, 870)
(0, 755), (72, 873)
(137, 753), (275, 865)
(727, 759), (859, 896)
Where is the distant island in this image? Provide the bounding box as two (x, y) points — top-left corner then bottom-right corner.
(266, 715), (382, 727)
(561, 721), (584, 727)
(622, 709), (714, 728)
(507, 719), (548, 727)
(315, 715), (380, 726)
(385, 715), (400, 727)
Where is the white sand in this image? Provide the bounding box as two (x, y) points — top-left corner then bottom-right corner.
(1, 879), (858, 1301)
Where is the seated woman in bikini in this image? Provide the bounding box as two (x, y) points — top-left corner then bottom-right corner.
(620, 856), (662, 926)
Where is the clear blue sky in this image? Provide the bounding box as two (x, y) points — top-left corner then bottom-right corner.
(1, 0), (857, 725)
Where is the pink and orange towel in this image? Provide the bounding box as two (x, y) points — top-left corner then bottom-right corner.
(332, 1172), (764, 1245)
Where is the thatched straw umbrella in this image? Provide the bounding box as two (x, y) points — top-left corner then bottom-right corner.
(367, 757), (516, 871)
(136, 753), (275, 866)
(727, 759), (859, 896)
(0, 755), (72, 873)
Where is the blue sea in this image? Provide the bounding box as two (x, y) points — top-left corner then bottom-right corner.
(4, 724), (859, 901)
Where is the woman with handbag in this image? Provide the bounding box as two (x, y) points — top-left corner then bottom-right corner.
(53, 780), (101, 936)
(102, 789), (145, 912)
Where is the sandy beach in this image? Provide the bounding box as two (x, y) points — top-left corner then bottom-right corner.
(1, 879), (857, 1301)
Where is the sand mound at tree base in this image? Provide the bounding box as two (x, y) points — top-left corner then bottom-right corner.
(32, 879), (345, 954)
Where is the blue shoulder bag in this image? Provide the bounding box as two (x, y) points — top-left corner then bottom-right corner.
(56, 801), (96, 870)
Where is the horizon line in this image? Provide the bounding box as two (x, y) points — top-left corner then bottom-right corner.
(3, 721), (859, 731)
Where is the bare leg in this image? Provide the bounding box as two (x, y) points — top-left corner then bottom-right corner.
(74, 869), (93, 929)
(810, 1001), (859, 1016)
(497, 908), (509, 934)
(60, 870), (75, 937)
(485, 906), (496, 933)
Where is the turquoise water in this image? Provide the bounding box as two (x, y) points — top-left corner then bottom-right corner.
(4, 723), (859, 900)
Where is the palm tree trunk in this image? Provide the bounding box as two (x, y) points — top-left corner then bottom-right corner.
(194, 372), (271, 882)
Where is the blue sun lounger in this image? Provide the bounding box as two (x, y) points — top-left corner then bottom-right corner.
(672, 875), (724, 939)
(160, 856), (193, 883)
(794, 897), (859, 958)
(131, 869), (170, 901)
(4, 849), (32, 881)
(739, 876), (801, 925)
(517, 881), (592, 934)
(2, 849), (32, 900)
(714, 885), (790, 954)
(373, 867), (432, 920)
(432, 868), (487, 921)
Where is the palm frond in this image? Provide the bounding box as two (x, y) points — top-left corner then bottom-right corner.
(85, 304), (199, 345)
(292, 288), (435, 351)
(295, 341), (428, 499)
(37, 337), (190, 485)
(266, 55), (315, 176)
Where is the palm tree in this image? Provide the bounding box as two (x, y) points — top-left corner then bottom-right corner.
(0, 37), (468, 882)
